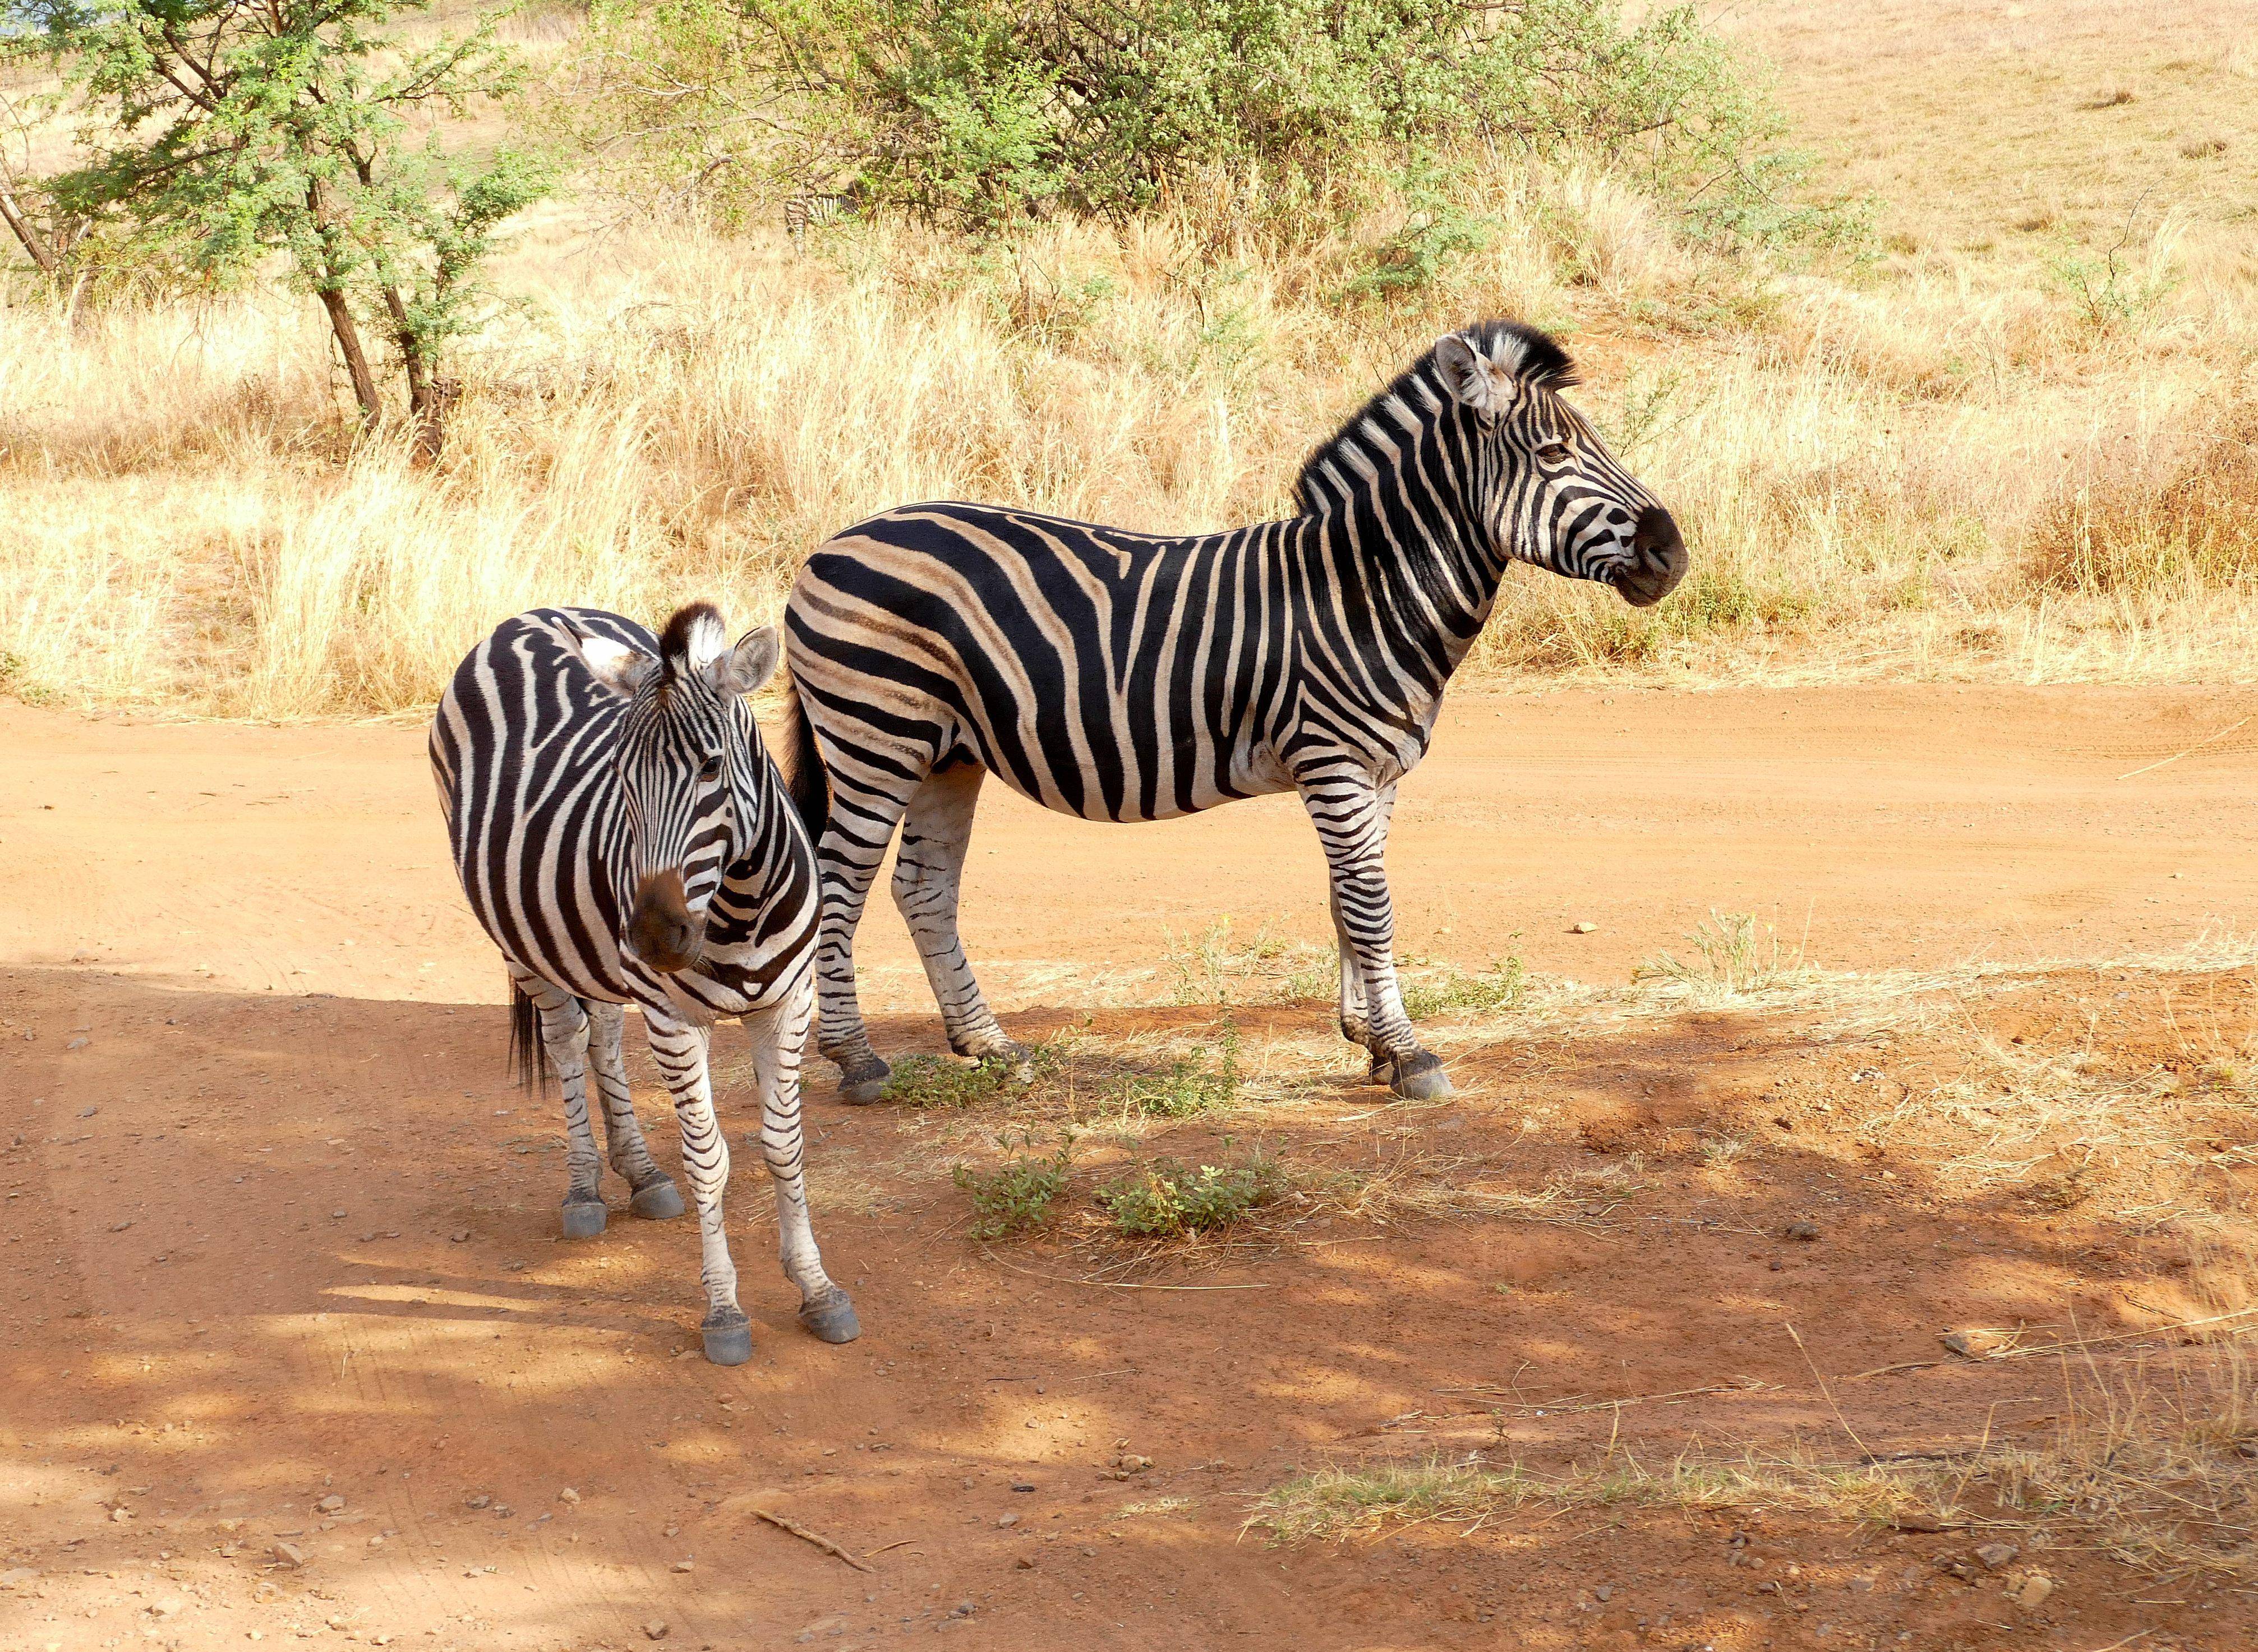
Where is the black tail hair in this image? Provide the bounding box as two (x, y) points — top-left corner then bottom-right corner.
(507, 979), (547, 1093)
(776, 671), (831, 847)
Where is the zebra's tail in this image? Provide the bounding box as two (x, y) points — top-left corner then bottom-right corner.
(507, 979), (547, 1093)
(776, 671), (831, 847)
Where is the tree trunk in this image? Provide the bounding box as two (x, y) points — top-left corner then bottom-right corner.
(0, 180), (59, 278)
(380, 285), (446, 462)
(317, 286), (383, 426)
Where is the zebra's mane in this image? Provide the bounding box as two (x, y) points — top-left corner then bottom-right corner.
(656, 601), (729, 682)
(1291, 320), (1578, 515)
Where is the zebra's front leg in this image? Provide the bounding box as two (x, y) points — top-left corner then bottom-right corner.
(893, 763), (1025, 1068)
(642, 1007), (749, 1364)
(1298, 773), (1452, 1101)
(746, 971), (860, 1344)
(1330, 782), (1400, 1084)
(585, 1000), (685, 1220)
(512, 972), (610, 1238)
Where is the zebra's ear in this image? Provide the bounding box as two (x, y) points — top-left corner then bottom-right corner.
(711, 626), (781, 698)
(1435, 334), (1519, 418)
(556, 616), (658, 699)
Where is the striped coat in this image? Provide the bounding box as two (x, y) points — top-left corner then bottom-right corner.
(783, 321), (1686, 1101)
(431, 602), (859, 1364)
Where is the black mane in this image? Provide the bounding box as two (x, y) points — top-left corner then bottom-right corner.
(1292, 320), (1578, 514)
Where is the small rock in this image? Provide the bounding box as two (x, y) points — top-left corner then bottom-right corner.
(465, 1495), (490, 1510)
(1594, 1585), (1612, 1602)
(109, 1220), (132, 1233)
(1784, 1220), (1821, 1242)
(1940, 1328), (2008, 1359)
(450, 1230), (471, 1244)
(270, 1542), (306, 1569)
(1570, 921), (1598, 935)
(1974, 1542), (2019, 1571)
(557, 1488), (580, 1504)
(2015, 1572), (2055, 1610)
(315, 1496), (345, 1515)
(643, 1622), (669, 1641)
(330, 1210), (347, 1220)
(996, 1513), (1019, 1528)
(1013, 1555), (1036, 1570)
(1010, 1481), (1036, 1492)
(151, 1598), (183, 1618)
(951, 1600), (975, 1618)
(1891, 1511), (1952, 1532)
(66, 1039), (89, 1051)
(671, 1559), (693, 1573)
(492, 1505), (512, 1518)
(109, 1506), (132, 1522)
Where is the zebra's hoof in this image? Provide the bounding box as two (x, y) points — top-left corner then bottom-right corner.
(1391, 1051), (1455, 1101)
(630, 1178), (686, 1220)
(837, 1057), (891, 1106)
(799, 1288), (861, 1344)
(701, 1310), (753, 1367)
(560, 1196), (608, 1239)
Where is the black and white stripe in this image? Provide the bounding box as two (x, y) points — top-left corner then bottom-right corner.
(783, 321), (1687, 1101)
(430, 602), (859, 1364)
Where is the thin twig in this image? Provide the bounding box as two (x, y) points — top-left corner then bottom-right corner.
(1785, 1322), (1875, 1463)
(979, 1243), (1277, 1291)
(746, 1507), (873, 1573)
(2117, 718), (2250, 781)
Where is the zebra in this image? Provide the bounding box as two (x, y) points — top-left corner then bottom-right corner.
(429, 601), (860, 1365)
(781, 320), (1687, 1104)
(784, 190), (860, 251)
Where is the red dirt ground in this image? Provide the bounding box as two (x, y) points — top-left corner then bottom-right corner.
(3, 685), (2255, 1652)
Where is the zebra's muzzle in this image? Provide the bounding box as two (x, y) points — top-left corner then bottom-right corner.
(1613, 505), (1688, 607)
(628, 870), (704, 973)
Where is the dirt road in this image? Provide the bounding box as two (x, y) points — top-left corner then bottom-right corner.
(3, 685), (2255, 1651)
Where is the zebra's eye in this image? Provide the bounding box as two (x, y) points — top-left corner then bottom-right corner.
(698, 754), (723, 782)
(1536, 441), (1573, 464)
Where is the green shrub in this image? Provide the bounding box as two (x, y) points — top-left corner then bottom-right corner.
(952, 1137), (1075, 1239)
(565, 0), (1824, 243)
(1121, 1030), (1241, 1118)
(1400, 957), (1527, 1021)
(1098, 1153), (1287, 1237)
(883, 1044), (1054, 1108)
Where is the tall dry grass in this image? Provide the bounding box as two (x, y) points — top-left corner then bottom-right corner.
(2, 138), (2255, 716)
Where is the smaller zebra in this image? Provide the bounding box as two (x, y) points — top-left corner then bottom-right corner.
(430, 602), (859, 1365)
(783, 190), (860, 251)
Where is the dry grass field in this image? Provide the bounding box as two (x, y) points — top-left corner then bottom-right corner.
(2, 0), (2254, 717)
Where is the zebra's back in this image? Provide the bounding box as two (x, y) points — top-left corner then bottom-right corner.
(431, 607), (647, 1000)
(787, 502), (1298, 822)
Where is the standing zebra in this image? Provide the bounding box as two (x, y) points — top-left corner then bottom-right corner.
(430, 602), (859, 1364)
(784, 320), (1686, 1102)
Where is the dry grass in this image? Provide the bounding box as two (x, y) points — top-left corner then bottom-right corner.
(1252, 1345), (2257, 1582)
(4, 0), (2256, 716)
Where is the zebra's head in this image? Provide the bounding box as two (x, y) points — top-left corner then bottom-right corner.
(1430, 321), (1688, 607)
(558, 603), (780, 974)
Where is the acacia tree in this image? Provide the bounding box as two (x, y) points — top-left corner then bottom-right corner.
(8, 0), (552, 456)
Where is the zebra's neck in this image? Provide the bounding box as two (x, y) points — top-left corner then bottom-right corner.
(1290, 395), (1502, 710)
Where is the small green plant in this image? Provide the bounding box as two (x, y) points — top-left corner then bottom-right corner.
(1399, 956), (1527, 1021)
(1098, 1152), (1287, 1238)
(1121, 1029), (1241, 1118)
(885, 1044), (1055, 1108)
(1635, 911), (1805, 998)
(952, 1133), (1075, 1239)
(1340, 158), (1496, 300)
(1165, 918), (1329, 1006)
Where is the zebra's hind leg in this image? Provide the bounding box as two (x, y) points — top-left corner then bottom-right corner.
(641, 1005), (749, 1364)
(892, 761), (1025, 1069)
(585, 1000), (684, 1220)
(511, 970), (609, 1238)
(813, 762), (921, 1104)
(747, 971), (858, 1344)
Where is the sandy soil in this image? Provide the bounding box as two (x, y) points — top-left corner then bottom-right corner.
(3, 685), (2255, 1652)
